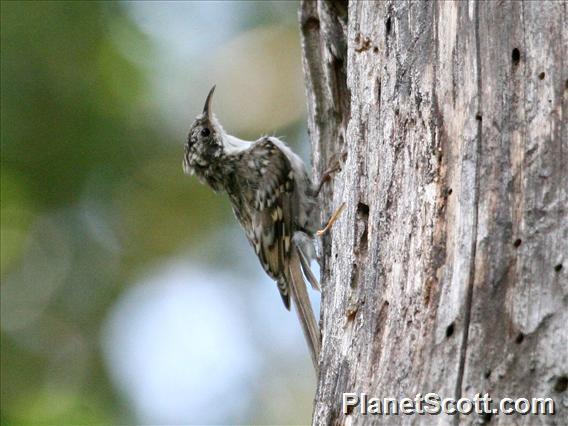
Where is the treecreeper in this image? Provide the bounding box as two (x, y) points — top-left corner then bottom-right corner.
(183, 86), (344, 371)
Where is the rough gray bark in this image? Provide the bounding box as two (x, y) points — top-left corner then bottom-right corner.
(300, 1), (567, 424)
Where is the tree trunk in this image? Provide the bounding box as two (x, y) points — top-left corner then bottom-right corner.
(300, 1), (567, 424)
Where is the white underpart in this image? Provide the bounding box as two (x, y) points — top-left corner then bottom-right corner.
(222, 134), (251, 154)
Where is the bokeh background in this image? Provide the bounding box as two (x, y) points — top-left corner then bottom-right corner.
(1, 1), (318, 424)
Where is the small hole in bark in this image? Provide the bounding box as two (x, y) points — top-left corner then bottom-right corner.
(303, 17), (320, 32)
(484, 369), (492, 379)
(447, 188), (453, 195)
(446, 323), (455, 338)
(554, 263), (562, 272)
(395, 108), (400, 116)
(386, 17), (392, 35)
(360, 228), (368, 249)
(357, 202), (369, 218)
(513, 238), (522, 248)
(350, 263), (359, 289)
(482, 412), (493, 423)
(538, 72), (545, 80)
(515, 333), (524, 344)
(373, 46), (379, 54)
(554, 376), (568, 393)
(511, 48), (520, 65)
(476, 113), (483, 121)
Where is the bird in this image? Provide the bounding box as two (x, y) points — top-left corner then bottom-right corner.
(183, 86), (328, 370)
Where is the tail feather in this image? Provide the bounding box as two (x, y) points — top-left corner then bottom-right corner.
(288, 247), (321, 372)
(297, 243), (320, 291)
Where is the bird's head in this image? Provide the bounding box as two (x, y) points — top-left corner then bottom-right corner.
(183, 85), (225, 176)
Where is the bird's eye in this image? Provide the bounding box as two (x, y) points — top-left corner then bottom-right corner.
(201, 128), (210, 137)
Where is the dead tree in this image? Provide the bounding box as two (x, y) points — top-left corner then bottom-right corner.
(300, 1), (567, 424)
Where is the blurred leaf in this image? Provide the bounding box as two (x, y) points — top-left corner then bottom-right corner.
(1, 1), (157, 208)
(114, 155), (231, 265)
(0, 171), (35, 275)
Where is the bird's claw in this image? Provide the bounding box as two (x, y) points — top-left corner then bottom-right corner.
(316, 202), (346, 236)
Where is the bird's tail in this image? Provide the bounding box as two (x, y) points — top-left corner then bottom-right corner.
(288, 246), (321, 372)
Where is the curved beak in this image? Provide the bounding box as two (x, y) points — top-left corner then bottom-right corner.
(202, 85), (216, 117)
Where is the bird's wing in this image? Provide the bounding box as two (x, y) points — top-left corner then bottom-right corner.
(236, 138), (296, 309)
(235, 137), (321, 369)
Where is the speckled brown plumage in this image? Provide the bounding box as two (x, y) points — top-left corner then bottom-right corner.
(183, 86), (321, 369)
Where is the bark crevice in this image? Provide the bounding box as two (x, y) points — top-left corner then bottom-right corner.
(454, 0), (483, 413)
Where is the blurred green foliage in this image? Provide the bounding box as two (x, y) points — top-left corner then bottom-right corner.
(2, 1), (146, 207)
(1, 2), (230, 423)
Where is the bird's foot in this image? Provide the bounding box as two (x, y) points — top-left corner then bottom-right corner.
(315, 156), (342, 197)
(316, 202), (346, 236)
